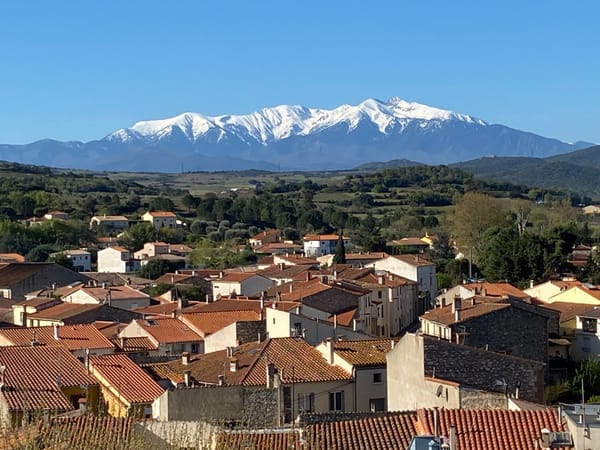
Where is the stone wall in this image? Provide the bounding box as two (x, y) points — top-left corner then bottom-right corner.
(236, 320), (266, 344)
(423, 336), (544, 403)
(451, 305), (548, 362)
(156, 385), (277, 428)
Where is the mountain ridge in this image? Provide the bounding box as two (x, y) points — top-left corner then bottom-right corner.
(0, 98), (593, 172)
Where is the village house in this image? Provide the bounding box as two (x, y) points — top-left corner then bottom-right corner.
(387, 332), (545, 410)
(265, 303), (368, 344)
(548, 301), (600, 362)
(141, 211), (177, 229)
(437, 281), (531, 307)
(389, 237), (430, 253)
(180, 310), (265, 353)
(151, 337), (354, 422)
(10, 297), (62, 326)
(23, 302), (142, 327)
(133, 241), (170, 260)
(61, 284), (151, 311)
(315, 338), (393, 412)
(0, 262), (90, 301)
(0, 346), (100, 428)
(43, 210), (69, 221)
(303, 234), (350, 258)
(350, 270), (419, 336)
(50, 249), (92, 272)
(369, 254), (437, 311)
(97, 246), (141, 273)
(118, 317), (204, 356)
(89, 214), (129, 231)
(248, 229), (281, 247)
(212, 272), (274, 299)
(0, 323), (115, 359)
(88, 353), (164, 418)
(420, 295), (558, 364)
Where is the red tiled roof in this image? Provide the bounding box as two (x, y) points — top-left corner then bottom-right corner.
(88, 353), (164, 404)
(463, 282), (530, 300)
(546, 301), (600, 323)
(276, 254), (320, 265)
(417, 408), (568, 450)
(36, 416), (138, 448)
(146, 211), (176, 217)
(0, 346), (97, 411)
(303, 234), (348, 241)
(327, 308), (357, 327)
(0, 324), (115, 351)
(215, 430), (303, 450)
(390, 254), (434, 267)
(113, 336), (157, 352)
(306, 411), (417, 450)
(421, 300), (510, 326)
(250, 229), (280, 240)
(181, 310), (261, 337)
(164, 338), (351, 386)
(136, 318), (203, 344)
(27, 302), (102, 320)
(345, 252), (389, 260)
(216, 272), (263, 282)
(333, 339), (393, 367)
(392, 237), (429, 246)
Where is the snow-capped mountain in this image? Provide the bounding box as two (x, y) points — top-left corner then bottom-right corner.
(0, 97), (593, 172)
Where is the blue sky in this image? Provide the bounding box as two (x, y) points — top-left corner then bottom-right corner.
(0, 1), (598, 144)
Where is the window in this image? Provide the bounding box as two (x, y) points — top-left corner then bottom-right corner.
(293, 322), (302, 337)
(369, 398), (385, 412)
(329, 391), (345, 411)
(191, 343), (200, 353)
(581, 318), (597, 333)
(378, 291), (382, 299)
(372, 373), (383, 384)
(297, 393), (314, 413)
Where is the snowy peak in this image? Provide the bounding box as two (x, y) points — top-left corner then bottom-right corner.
(104, 97), (487, 145)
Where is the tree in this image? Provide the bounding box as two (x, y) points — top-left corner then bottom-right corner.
(451, 192), (507, 260)
(49, 252), (74, 270)
(138, 259), (184, 280)
(332, 233), (346, 264)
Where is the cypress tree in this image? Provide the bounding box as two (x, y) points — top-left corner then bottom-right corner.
(332, 233), (346, 264)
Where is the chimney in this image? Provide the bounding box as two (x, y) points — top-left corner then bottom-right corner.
(353, 319), (357, 331)
(218, 374), (225, 386)
(289, 284), (293, 293)
(305, 272), (310, 282)
(279, 263), (284, 271)
(101, 282), (107, 289)
(229, 358), (239, 372)
(219, 271), (224, 279)
(449, 425), (456, 450)
(183, 370), (191, 387)
(325, 338), (334, 364)
(453, 295), (462, 321)
(378, 275), (384, 285)
(266, 362), (276, 388)
(53, 323), (60, 340)
(181, 352), (190, 365)
(529, 279), (534, 289)
(333, 270), (338, 280)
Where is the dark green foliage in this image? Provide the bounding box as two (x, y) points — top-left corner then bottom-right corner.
(138, 259), (185, 280)
(332, 234), (346, 264)
(49, 252), (74, 270)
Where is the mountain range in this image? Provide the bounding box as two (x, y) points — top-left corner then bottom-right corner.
(0, 97), (593, 172)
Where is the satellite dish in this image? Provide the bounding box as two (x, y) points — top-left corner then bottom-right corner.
(436, 384), (444, 397)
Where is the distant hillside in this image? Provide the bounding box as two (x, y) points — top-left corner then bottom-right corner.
(545, 144), (600, 168)
(354, 158), (424, 171)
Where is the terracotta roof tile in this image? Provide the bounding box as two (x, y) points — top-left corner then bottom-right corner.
(546, 301), (600, 322)
(463, 282), (530, 300)
(303, 234), (348, 241)
(163, 338), (351, 386)
(417, 408), (568, 450)
(27, 302), (101, 320)
(215, 430), (303, 450)
(421, 300), (510, 325)
(305, 411), (417, 450)
(181, 310), (261, 337)
(0, 346), (97, 411)
(0, 324), (115, 351)
(36, 416), (139, 448)
(146, 211), (176, 217)
(345, 252), (389, 260)
(390, 254), (434, 267)
(113, 336), (158, 352)
(333, 339), (393, 367)
(135, 318), (203, 344)
(89, 353), (164, 404)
